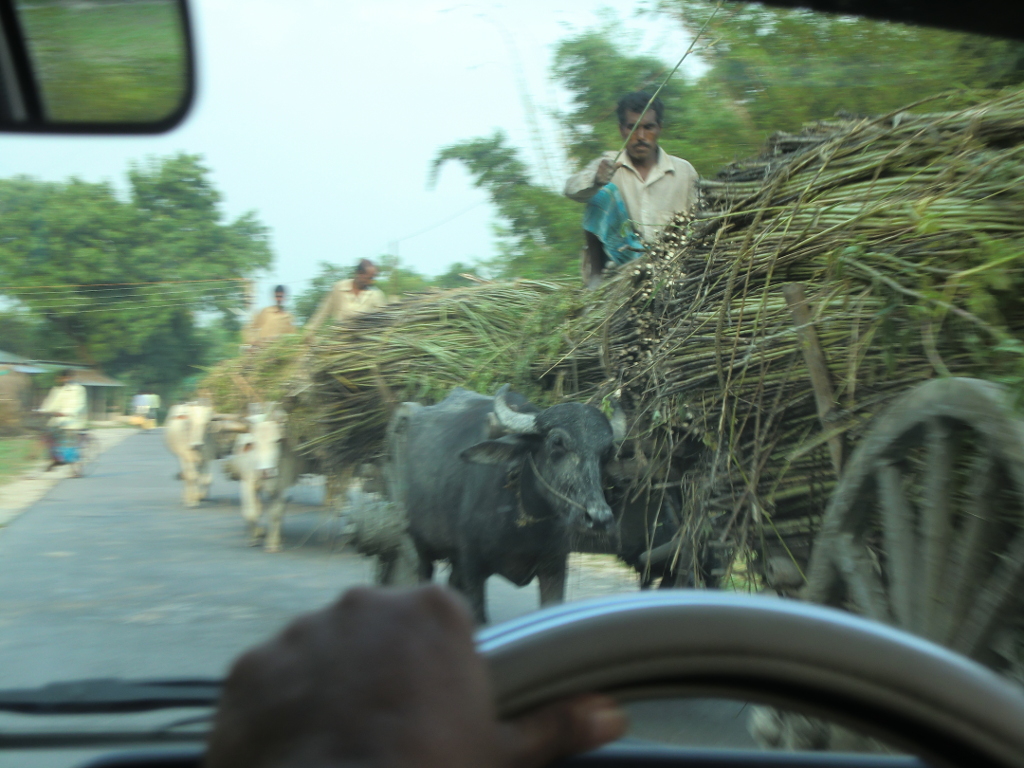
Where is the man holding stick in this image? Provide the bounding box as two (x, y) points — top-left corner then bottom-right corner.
(564, 91), (699, 287)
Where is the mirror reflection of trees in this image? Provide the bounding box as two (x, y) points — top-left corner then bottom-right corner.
(14, 0), (188, 122)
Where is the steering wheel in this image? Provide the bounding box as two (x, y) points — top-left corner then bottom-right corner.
(478, 592), (1024, 768)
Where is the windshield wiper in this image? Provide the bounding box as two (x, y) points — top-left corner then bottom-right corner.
(0, 678), (222, 714)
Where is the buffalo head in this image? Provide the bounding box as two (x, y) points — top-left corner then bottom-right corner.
(460, 384), (620, 534)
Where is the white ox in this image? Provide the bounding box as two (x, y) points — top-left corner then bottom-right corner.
(223, 410), (285, 549)
(221, 405), (357, 553)
(164, 401), (216, 507)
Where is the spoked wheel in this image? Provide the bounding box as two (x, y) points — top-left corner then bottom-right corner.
(802, 377), (1024, 682)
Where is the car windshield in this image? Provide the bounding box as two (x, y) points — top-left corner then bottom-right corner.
(1, 0), (1022, 758)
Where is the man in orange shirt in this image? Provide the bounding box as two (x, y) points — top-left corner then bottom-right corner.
(245, 285), (296, 345)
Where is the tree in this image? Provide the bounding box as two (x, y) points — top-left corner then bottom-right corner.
(652, 1), (1024, 138)
(431, 133), (583, 279)
(378, 255), (431, 297)
(0, 153), (272, 400)
(431, 262), (478, 289)
(0, 309), (74, 360)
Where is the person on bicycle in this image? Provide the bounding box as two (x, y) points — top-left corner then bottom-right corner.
(39, 369), (87, 470)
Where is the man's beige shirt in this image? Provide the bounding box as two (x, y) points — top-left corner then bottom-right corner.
(41, 383), (87, 430)
(245, 306), (296, 344)
(306, 279), (388, 330)
(564, 147), (699, 242)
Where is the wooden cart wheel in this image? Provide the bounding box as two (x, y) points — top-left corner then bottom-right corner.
(802, 377), (1024, 681)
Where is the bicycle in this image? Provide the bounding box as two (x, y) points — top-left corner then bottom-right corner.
(50, 429), (98, 478)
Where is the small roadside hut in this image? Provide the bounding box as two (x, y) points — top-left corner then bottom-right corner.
(0, 350), (126, 425)
(66, 368), (126, 422)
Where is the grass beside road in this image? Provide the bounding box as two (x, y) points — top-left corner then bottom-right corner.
(0, 437), (45, 486)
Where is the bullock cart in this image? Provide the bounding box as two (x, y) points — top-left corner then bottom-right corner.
(587, 88), (1024, 686)
(197, 89), (1024, 683)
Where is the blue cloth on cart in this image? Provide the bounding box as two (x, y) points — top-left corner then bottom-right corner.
(582, 182), (644, 266)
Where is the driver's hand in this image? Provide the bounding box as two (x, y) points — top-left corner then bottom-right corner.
(205, 585), (627, 768)
(595, 158), (621, 186)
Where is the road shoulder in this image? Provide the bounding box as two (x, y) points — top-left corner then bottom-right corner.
(0, 428), (138, 527)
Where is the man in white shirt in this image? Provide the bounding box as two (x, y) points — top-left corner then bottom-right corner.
(39, 369), (87, 469)
(564, 91), (699, 286)
(305, 259), (388, 332)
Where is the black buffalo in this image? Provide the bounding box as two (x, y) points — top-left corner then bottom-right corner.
(388, 384), (623, 622)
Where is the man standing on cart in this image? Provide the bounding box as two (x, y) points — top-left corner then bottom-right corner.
(305, 259), (388, 331)
(564, 91), (699, 287)
(244, 284), (296, 346)
(38, 368), (87, 471)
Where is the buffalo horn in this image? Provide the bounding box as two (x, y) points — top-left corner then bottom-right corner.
(493, 384), (538, 435)
(485, 412), (506, 439)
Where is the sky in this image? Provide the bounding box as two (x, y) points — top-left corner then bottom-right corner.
(0, 0), (695, 303)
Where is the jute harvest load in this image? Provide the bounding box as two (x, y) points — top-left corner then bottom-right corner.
(200, 281), (597, 465)
(302, 280), (598, 471)
(198, 88), (1024, 584)
(586, 88), (1024, 579)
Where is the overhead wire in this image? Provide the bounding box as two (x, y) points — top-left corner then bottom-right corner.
(6, 286), (245, 312)
(391, 200), (488, 246)
(5, 284), (245, 303)
(32, 296), (248, 315)
(0, 277), (247, 292)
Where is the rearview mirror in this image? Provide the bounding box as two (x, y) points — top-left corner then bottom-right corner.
(0, 0), (193, 133)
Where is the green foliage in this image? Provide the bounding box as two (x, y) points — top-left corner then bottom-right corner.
(378, 255), (431, 297)
(431, 262), (478, 289)
(17, 0), (186, 123)
(0, 437), (44, 484)
(431, 132), (583, 279)
(553, 26), (759, 174)
(653, 1), (1024, 138)
(0, 153), (272, 401)
(0, 308), (73, 360)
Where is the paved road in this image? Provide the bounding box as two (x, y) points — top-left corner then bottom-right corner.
(0, 429), (755, 764)
(0, 429), (657, 685)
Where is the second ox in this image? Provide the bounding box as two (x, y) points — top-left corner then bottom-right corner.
(222, 406), (327, 553)
(388, 384), (624, 623)
(223, 409), (285, 548)
(164, 401), (236, 507)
